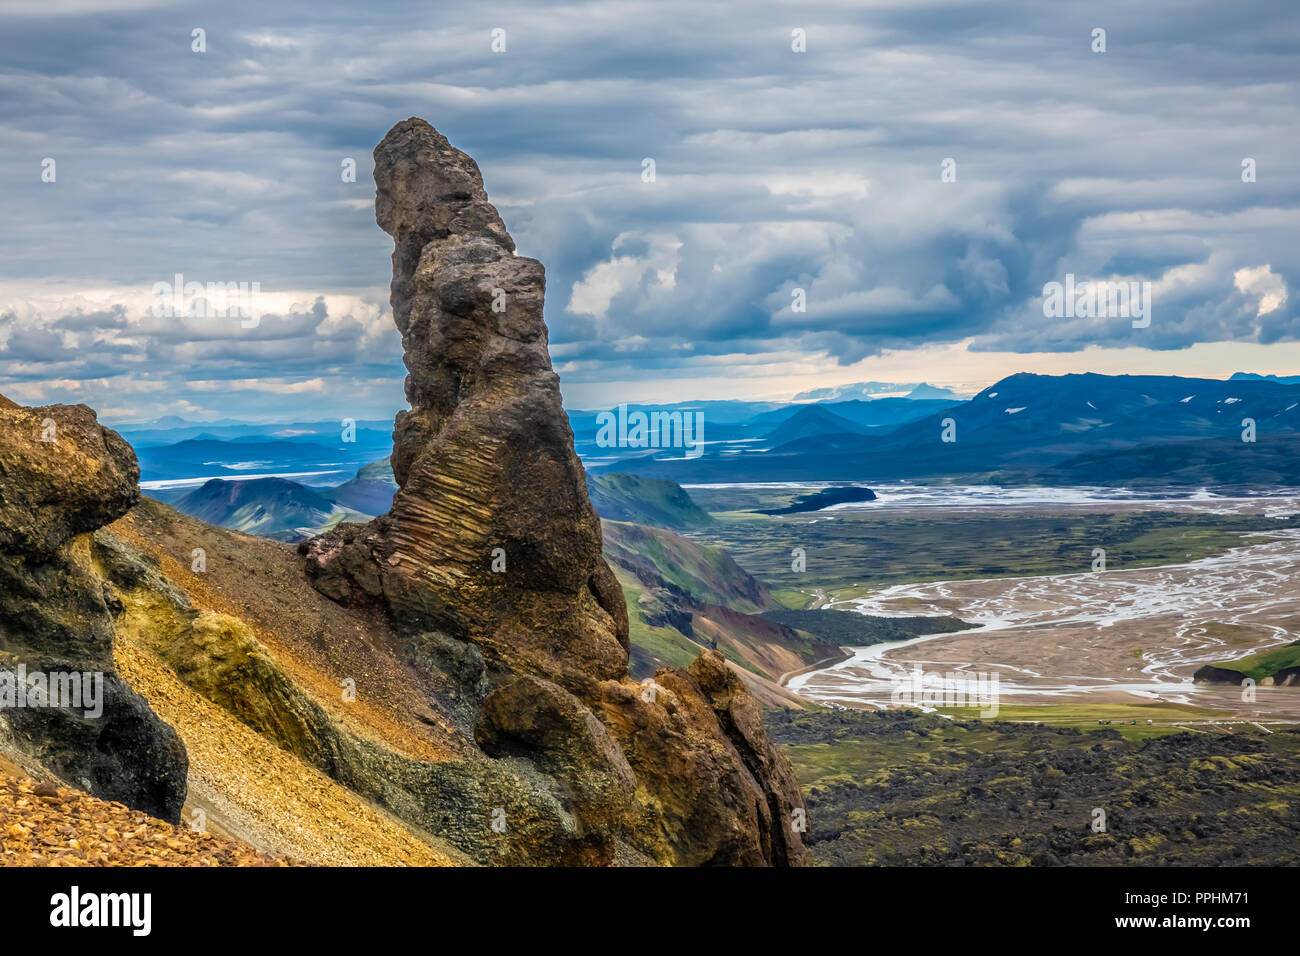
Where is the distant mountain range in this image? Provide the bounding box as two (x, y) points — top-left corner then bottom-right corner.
(1230, 371), (1300, 385)
(120, 395), (953, 487)
(116, 417), (394, 447)
(121, 371), (1300, 491)
(594, 372), (1300, 486)
(792, 381), (966, 401)
(132, 432), (393, 488)
(571, 394), (958, 466)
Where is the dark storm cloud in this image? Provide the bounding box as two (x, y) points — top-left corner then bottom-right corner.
(0, 0), (1297, 419)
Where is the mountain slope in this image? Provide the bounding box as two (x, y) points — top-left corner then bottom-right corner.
(326, 459), (397, 515)
(762, 405), (866, 445)
(602, 521), (777, 614)
(0, 772), (291, 867)
(1038, 433), (1300, 486)
(174, 477), (353, 541)
(587, 473), (713, 529)
(601, 520), (842, 700)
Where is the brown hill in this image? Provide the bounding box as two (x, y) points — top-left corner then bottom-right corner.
(601, 520), (842, 705)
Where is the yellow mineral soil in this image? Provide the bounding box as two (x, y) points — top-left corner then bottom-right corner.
(113, 635), (468, 866)
(110, 503), (461, 762)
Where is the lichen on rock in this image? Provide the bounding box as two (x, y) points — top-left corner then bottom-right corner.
(0, 398), (187, 821)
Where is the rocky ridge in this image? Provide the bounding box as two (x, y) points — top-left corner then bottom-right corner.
(0, 119), (808, 866)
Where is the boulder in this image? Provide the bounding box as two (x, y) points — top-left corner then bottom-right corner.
(0, 398), (187, 821)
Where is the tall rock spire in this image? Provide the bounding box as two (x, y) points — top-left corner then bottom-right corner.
(304, 118), (807, 865)
(307, 118), (628, 690)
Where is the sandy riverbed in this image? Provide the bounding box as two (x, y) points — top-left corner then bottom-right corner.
(790, 522), (1300, 720)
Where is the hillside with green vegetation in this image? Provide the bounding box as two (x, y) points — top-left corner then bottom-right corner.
(1196, 640), (1300, 685)
(602, 520), (774, 613)
(767, 709), (1300, 866)
(602, 520), (839, 697)
(587, 473), (714, 529)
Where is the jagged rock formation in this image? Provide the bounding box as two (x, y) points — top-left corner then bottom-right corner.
(0, 396), (187, 820)
(303, 118), (807, 865)
(304, 118), (627, 693)
(0, 120), (808, 866)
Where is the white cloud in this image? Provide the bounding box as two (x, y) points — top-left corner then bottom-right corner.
(567, 233), (682, 321)
(1234, 265), (1288, 317)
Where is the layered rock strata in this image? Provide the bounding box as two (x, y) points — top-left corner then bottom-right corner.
(303, 118), (807, 865)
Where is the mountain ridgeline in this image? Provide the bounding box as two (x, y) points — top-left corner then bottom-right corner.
(585, 473), (714, 529)
(592, 371), (1300, 485)
(173, 477), (358, 541)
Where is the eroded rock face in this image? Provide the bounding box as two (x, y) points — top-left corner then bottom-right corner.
(304, 118), (807, 865)
(305, 119), (627, 692)
(0, 398), (187, 821)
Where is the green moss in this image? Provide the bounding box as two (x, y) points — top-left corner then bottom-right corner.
(1207, 640), (1300, 682)
(619, 578), (705, 676)
(766, 708), (1300, 866)
(684, 508), (1300, 592)
(770, 587), (817, 610)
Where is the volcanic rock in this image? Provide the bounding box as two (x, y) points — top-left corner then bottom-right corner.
(0, 398), (187, 821)
(302, 118), (807, 865)
(303, 118), (627, 691)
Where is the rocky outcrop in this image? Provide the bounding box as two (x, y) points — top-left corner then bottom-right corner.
(1193, 666), (1250, 685)
(303, 117), (626, 692)
(0, 397), (187, 821)
(303, 118), (807, 865)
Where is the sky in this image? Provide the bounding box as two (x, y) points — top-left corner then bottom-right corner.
(0, 0), (1297, 423)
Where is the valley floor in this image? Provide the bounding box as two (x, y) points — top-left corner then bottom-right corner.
(790, 525), (1300, 721)
(684, 487), (1300, 724)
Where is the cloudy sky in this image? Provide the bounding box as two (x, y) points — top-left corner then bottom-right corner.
(1, 0), (1297, 423)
